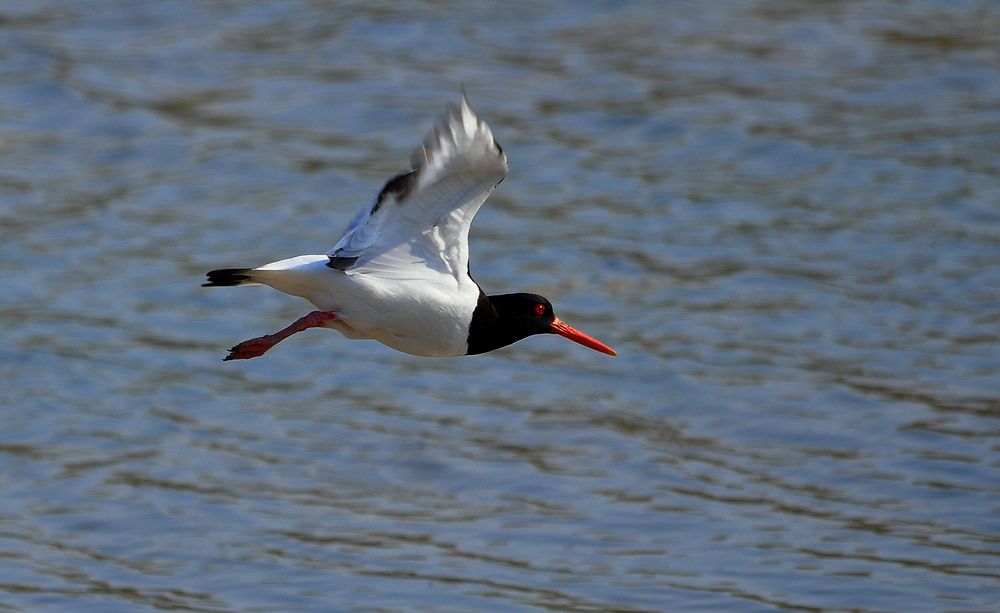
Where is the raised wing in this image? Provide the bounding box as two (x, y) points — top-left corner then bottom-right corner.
(327, 94), (508, 283)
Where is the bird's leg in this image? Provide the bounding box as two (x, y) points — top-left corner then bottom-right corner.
(224, 311), (338, 361)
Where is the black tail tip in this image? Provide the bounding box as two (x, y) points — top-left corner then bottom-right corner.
(203, 268), (253, 287)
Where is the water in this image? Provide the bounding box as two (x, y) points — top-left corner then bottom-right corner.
(2, 1), (999, 611)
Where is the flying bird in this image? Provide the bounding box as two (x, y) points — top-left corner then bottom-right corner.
(204, 94), (616, 360)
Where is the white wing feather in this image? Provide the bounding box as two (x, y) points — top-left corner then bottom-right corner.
(327, 94), (508, 283)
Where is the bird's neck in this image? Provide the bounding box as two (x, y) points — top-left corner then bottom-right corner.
(466, 291), (526, 355)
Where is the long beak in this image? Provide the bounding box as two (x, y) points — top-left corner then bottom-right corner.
(550, 317), (617, 356)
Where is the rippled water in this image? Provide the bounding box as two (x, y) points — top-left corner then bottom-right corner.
(2, 1), (999, 611)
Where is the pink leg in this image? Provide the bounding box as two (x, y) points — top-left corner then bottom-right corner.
(224, 311), (338, 361)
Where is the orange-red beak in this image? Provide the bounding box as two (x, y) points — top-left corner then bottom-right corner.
(550, 317), (617, 356)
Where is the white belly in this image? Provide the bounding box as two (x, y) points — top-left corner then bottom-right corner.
(347, 275), (480, 356)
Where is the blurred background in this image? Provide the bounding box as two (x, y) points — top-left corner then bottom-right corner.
(2, 1), (998, 611)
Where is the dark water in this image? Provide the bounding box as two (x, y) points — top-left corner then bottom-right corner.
(2, 1), (999, 611)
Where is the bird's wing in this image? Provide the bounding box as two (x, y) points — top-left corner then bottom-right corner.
(327, 93), (508, 283)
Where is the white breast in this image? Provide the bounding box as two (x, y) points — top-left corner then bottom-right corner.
(335, 272), (480, 357)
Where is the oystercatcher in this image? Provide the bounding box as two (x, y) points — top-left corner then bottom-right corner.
(204, 94), (616, 360)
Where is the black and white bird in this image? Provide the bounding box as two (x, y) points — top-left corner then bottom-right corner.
(204, 94), (616, 360)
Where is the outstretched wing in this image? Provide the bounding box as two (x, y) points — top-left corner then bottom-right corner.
(327, 94), (508, 284)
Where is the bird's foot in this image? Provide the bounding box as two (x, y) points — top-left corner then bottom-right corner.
(224, 335), (277, 361)
(222, 311), (338, 361)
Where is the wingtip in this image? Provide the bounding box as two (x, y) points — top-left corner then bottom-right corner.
(407, 89), (503, 179)
(451, 90), (483, 142)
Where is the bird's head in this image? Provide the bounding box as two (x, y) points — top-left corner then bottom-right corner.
(470, 293), (616, 356)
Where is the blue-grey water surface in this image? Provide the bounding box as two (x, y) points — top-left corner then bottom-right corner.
(2, 1), (999, 611)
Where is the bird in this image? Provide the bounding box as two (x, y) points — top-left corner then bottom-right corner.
(203, 93), (616, 361)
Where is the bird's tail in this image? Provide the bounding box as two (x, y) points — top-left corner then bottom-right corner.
(202, 255), (331, 294)
(203, 268), (260, 287)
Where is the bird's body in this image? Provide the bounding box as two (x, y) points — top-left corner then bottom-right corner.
(236, 253), (479, 357)
(205, 94), (614, 360)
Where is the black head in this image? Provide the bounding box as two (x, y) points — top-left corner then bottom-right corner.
(467, 292), (616, 356)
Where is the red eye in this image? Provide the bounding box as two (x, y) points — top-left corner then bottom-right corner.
(534, 304), (546, 316)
